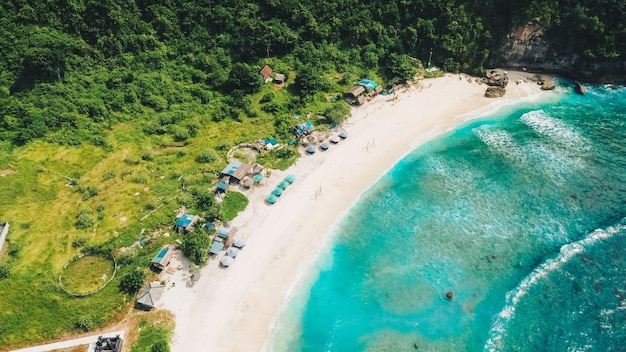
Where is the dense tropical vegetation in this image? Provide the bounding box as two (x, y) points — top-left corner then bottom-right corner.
(0, 0), (625, 349)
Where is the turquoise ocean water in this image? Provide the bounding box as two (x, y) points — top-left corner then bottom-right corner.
(270, 81), (626, 352)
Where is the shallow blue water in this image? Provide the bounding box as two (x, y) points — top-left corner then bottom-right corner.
(271, 82), (626, 351)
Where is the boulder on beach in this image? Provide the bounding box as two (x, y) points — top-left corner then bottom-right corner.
(485, 86), (506, 98)
(484, 70), (509, 88)
(541, 81), (555, 90)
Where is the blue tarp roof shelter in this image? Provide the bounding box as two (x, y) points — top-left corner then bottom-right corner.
(175, 213), (197, 228)
(295, 121), (314, 136)
(264, 139), (278, 145)
(204, 222), (216, 232)
(151, 247), (170, 265)
(216, 182), (229, 192)
(209, 239), (224, 254)
(358, 79), (378, 90)
(221, 160), (243, 176)
(150, 246), (174, 271)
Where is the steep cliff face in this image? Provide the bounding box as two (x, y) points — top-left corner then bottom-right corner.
(492, 22), (626, 83)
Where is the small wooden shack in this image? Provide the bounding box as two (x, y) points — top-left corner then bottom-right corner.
(174, 213), (199, 234)
(221, 160), (252, 184)
(150, 246), (174, 271)
(274, 73), (286, 83)
(344, 85), (365, 100)
(260, 65), (273, 82)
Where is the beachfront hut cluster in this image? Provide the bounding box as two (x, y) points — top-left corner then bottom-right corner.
(344, 79), (383, 105)
(218, 160), (265, 192)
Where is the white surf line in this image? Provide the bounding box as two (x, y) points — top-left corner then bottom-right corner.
(10, 330), (125, 352)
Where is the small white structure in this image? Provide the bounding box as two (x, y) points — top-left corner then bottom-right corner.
(0, 222), (8, 253)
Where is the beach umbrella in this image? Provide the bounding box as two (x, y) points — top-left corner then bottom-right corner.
(278, 180), (289, 189)
(220, 255), (234, 267)
(306, 145), (317, 154)
(273, 187), (283, 196)
(285, 174), (296, 183)
(226, 247), (240, 258)
(253, 174), (263, 183)
(320, 142), (330, 150)
(330, 135), (340, 143)
(266, 194), (278, 204)
(339, 130), (348, 139)
(233, 238), (246, 249)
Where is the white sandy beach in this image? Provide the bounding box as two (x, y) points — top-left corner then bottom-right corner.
(160, 73), (548, 352)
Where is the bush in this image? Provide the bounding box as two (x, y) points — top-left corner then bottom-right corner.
(180, 231), (210, 265)
(259, 92), (275, 104)
(102, 170), (116, 181)
(117, 252), (136, 266)
(323, 102), (351, 124)
(119, 269), (146, 293)
(8, 243), (21, 258)
(170, 125), (189, 142)
(261, 102), (283, 113)
(76, 315), (94, 332)
(0, 264), (10, 280)
(151, 341), (170, 352)
(124, 154), (141, 165)
(72, 238), (87, 248)
(75, 209), (95, 229)
(141, 149), (154, 161)
(195, 148), (218, 163)
(82, 186), (99, 200)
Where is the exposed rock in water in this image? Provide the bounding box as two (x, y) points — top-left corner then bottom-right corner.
(541, 81), (555, 90)
(574, 81), (587, 94)
(445, 291), (455, 300)
(485, 86), (506, 98)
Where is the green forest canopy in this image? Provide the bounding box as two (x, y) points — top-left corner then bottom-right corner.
(1, 0), (625, 145)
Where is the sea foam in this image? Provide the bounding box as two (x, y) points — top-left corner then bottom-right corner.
(484, 220), (626, 351)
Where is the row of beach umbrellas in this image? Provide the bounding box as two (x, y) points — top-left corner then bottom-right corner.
(306, 130), (348, 154)
(266, 174), (297, 204)
(220, 237), (246, 267)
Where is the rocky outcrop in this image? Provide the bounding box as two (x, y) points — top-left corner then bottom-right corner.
(492, 22), (574, 73)
(574, 81), (586, 95)
(485, 86), (506, 98)
(541, 81), (555, 90)
(492, 22), (626, 84)
(484, 70), (509, 87)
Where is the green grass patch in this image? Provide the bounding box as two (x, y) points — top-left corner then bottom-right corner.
(130, 318), (173, 352)
(256, 146), (300, 171)
(220, 191), (249, 221)
(59, 255), (115, 295)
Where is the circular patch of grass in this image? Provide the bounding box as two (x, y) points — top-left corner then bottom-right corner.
(59, 254), (116, 296)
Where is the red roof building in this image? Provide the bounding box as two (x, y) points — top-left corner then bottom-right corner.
(260, 65), (273, 81)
